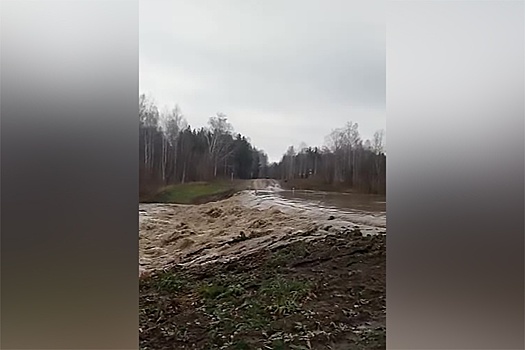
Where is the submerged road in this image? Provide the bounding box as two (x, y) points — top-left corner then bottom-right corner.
(242, 179), (386, 236)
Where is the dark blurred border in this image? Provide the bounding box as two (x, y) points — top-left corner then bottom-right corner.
(1, 0), (138, 348)
(387, 1), (524, 349)
(2, 0), (524, 349)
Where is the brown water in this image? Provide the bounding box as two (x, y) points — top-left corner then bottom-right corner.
(139, 180), (386, 276)
(280, 190), (386, 213)
(241, 181), (386, 235)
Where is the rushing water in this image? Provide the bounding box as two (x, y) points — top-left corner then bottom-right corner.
(279, 190), (385, 214)
(241, 184), (386, 235)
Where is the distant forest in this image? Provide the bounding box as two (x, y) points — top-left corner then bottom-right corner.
(139, 94), (386, 196)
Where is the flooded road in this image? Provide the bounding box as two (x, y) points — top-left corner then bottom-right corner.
(279, 190), (385, 213)
(242, 179), (386, 235)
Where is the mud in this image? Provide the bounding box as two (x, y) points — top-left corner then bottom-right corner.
(140, 233), (386, 350)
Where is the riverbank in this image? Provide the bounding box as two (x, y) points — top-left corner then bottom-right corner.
(140, 180), (252, 204)
(140, 232), (386, 350)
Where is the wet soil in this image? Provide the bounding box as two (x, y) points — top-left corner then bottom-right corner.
(140, 232), (385, 350)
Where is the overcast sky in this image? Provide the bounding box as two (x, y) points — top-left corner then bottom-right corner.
(140, 0), (385, 162)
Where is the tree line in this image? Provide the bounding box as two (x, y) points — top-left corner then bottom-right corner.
(139, 94), (267, 197)
(139, 94), (386, 196)
(267, 122), (386, 194)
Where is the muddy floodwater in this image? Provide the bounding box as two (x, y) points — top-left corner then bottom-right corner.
(279, 190), (385, 213)
(241, 183), (386, 235)
(139, 180), (386, 277)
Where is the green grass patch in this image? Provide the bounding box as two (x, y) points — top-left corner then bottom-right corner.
(149, 271), (189, 293)
(199, 282), (246, 300)
(148, 181), (235, 204)
(193, 273), (313, 348)
(260, 277), (311, 299)
(260, 277), (312, 316)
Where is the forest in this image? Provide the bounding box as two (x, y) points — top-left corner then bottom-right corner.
(139, 94), (386, 198)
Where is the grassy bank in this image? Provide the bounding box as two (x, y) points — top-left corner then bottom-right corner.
(142, 181), (239, 204)
(140, 233), (386, 350)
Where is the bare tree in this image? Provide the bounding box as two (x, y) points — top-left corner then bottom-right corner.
(372, 129), (385, 192)
(161, 105), (187, 183)
(206, 113), (235, 178)
(372, 129), (385, 155)
(139, 94), (160, 173)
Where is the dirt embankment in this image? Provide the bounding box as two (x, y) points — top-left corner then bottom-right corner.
(140, 233), (386, 350)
